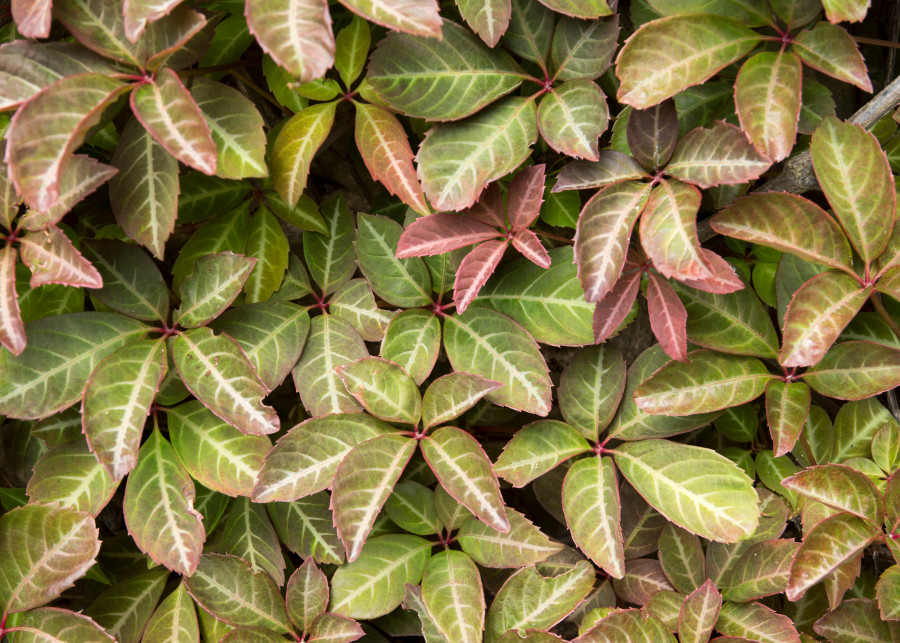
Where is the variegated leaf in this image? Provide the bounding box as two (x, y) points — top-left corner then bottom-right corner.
(246, 0), (335, 83)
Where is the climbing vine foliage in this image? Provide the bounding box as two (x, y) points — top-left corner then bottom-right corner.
(3, 0), (900, 641)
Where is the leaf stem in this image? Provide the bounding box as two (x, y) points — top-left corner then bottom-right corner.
(532, 228), (574, 244)
(798, 430), (816, 466)
(871, 291), (900, 341)
(854, 35), (900, 50)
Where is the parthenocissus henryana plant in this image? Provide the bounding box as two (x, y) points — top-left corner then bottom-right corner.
(8, 0), (900, 642)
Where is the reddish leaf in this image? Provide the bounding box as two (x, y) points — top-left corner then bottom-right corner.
(0, 244), (25, 356)
(720, 539), (799, 603)
(613, 558), (675, 605)
(537, 79), (608, 161)
(453, 240), (508, 314)
(460, 181), (506, 228)
(12, 0), (52, 38)
(735, 51), (802, 162)
(396, 213), (499, 257)
(782, 464), (884, 522)
(355, 102), (430, 216)
(647, 273), (688, 362)
(679, 580), (721, 643)
(802, 340), (900, 400)
(821, 0), (869, 22)
(507, 164), (545, 231)
(553, 152), (647, 192)
(20, 156), (118, 232)
(123, 0), (187, 41)
(511, 229), (550, 268)
(131, 68), (217, 175)
(627, 99), (679, 171)
(457, 0), (510, 46)
(716, 601), (800, 643)
(765, 380), (810, 457)
(793, 22), (872, 92)
(679, 249), (744, 294)
(18, 226), (103, 289)
(815, 598), (897, 643)
(593, 264), (641, 343)
(667, 122), (772, 189)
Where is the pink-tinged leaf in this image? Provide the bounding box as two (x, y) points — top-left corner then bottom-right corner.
(507, 164), (545, 231)
(710, 192), (854, 272)
(821, 0), (869, 24)
(824, 551), (862, 610)
(786, 513), (880, 601)
(667, 122), (772, 188)
(815, 598), (898, 643)
(876, 565), (900, 620)
(782, 463), (884, 522)
(131, 69), (217, 175)
(457, 0), (510, 46)
(639, 179), (712, 282)
(8, 608), (114, 642)
(355, 102), (430, 216)
(613, 558), (674, 605)
(6, 74), (129, 213)
(658, 523), (705, 594)
(678, 249), (744, 294)
(765, 380), (810, 457)
(537, 80), (609, 161)
(308, 612), (365, 643)
(495, 420), (591, 487)
(460, 181), (506, 227)
(246, 0), (335, 83)
(396, 212), (499, 257)
(647, 273), (688, 362)
(553, 151), (647, 192)
(574, 608), (673, 643)
(140, 6), (209, 72)
(271, 102), (337, 207)
(615, 15), (761, 109)
(679, 581), (721, 643)
(878, 266), (900, 302)
(339, 0), (441, 38)
(593, 265), (641, 343)
(421, 426), (509, 532)
(20, 156), (117, 232)
(454, 240), (508, 314)
(802, 340), (900, 400)
(123, 0), (186, 41)
(811, 116), (894, 269)
(511, 229), (550, 268)
(716, 601), (800, 643)
(720, 539), (799, 602)
(574, 181), (652, 302)
(53, 0), (142, 66)
(793, 22), (872, 91)
(627, 98), (679, 171)
(12, 0), (52, 38)
(331, 434), (416, 561)
(0, 245), (26, 356)
(735, 50), (802, 162)
(780, 270), (870, 367)
(18, 225), (103, 289)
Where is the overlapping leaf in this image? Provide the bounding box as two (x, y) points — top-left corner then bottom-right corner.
(246, 0), (334, 83)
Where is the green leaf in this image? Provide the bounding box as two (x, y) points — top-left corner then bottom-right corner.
(178, 174), (250, 224)
(82, 338), (165, 481)
(0, 503), (100, 613)
(219, 497), (286, 586)
(679, 581), (722, 643)
(0, 312), (148, 420)
(271, 102), (337, 206)
(538, 80), (608, 161)
(30, 407), (83, 447)
(563, 456), (625, 578)
(613, 558), (674, 605)
(421, 426), (509, 531)
(793, 22), (872, 91)
(305, 193), (357, 297)
(356, 213), (433, 307)
(335, 16), (370, 88)
(444, 307), (551, 415)
(458, 508), (563, 568)
(716, 601), (801, 643)
(457, 0), (511, 46)
(172, 205), (249, 291)
(308, 613), (364, 643)
(84, 569), (168, 643)
(417, 96), (538, 211)
(253, 413), (395, 503)
(720, 539), (800, 602)
(168, 400), (270, 497)
(476, 246), (595, 346)
(802, 340), (900, 400)
(293, 315), (369, 417)
(735, 51), (802, 161)
(535, 0), (610, 18)
(27, 437), (117, 517)
(173, 327), (280, 435)
(782, 463), (884, 522)
(367, 20), (524, 120)
(613, 439), (759, 542)
(243, 207), (289, 304)
(246, 0), (334, 82)
(337, 357), (422, 425)
(495, 421), (591, 487)
(503, 0), (553, 67)
(185, 553), (293, 634)
(421, 372), (501, 430)
(876, 564), (900, 620)
(329, 534), (433, 620)
(422, 550), (485, 643)
(615, 15), (761, 109)
(577, 608), (675, 642)
(484, 561), (595, 643)
(286, 558), (328, 634)
(811, 116), (894, 269)
(666, 121), (772, 188)
(175, 252), (256, 328)
(267, 193), (328, 236)
(211, 301), (310, 392)
(268, 492), (345, 565)
(557, 344), (626, 441)
(550, 14), (618, 82)
(5, 607), (113, 642)
(380, 309), (441, 385)
(123, 428), (204, 575)
(765, 380), (810, 457)
(332, 434), (416, 561)
(16, 226), (101, 291)
(658, 524), (705, 593)
(6, 73), (129, 212)
(815, 598), (897, 642)
(82, 239), (169, 323)
(385, 481), (441, 536)
(634, 349), (772, 415)
(0, 245), (24, 356)
(143, 582), (199, 643)
(192, 78), (267, 179)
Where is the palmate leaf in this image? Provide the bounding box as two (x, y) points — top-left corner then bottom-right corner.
(0, 244), (26, 356)
(720, 539), (799, 602)
(271, 102), (337, 207)
(386, 482), (441, 536)
(666, 121), (772, 188)
(495, 420), (591, 487)
(357, 213), (433, 308)
(534, 0), (610, 18)
(443, 306), (552, 415)
(286, 558), (328, 634)
(834, 400), (897, 463)
(329, 534), (433, 620)
(331, 434), (416, 561)
(501, 0), (552, 67)
(330, 280), (394, 341)
(82, 239), (169, 323)
(640, 179), (709, 282)
(0, 503), (100, 614)
(782, 463), (884, 521)
(368, 20), (524, 121)
(457, 508), (563, 567)
(242, 208), (289, 304)
(140, 5), (209, 72)
(307, 613), (363, 643)
(175, 252), (256, 328)
(679, 581), (721, 643)
(142, 582), (199, 643)
(185, 554), (293, 634)
(550, 14), (618, 82)
(574, 608), (674, 642)
(53, 0), (142, 66)
(84, 569), (167, 643)
(559, 344), (626, 441)
(613, 439), (759, 542)
(485, 561), (595, 643)
(792, 22), (872, 91)
(381, 310), (441, 386)
(648, 0), (774, 24)
(735, 50), (801, 162)
(457, 0), (511, 46)
(252, 413), (395, 503)
(615, 15), (761, 109)
(563, 456), (625, 578)
(715, 601), (801, 643)
(815, 598), (897, 643)
(219, 497), (286, 586)
(421, 372), (501, 429)
(18, 226), (102, 290)
(397, 212), (499, 257)
(537, 80), (608, 161)
(554, 152), (647, 192)
(247, 0), (333, 84)
(339, 0), (441, 39)
(421, 426), (509, 531)
(417, 96), (538, 211)
(647, 272), (688, 362)
(123, 428), (204, 575)
(172, 205), (249, 290)
(802, 340), (900, 400)
(268, 492), (345, 564)
(305, 193), (356, 297)
(0, 312), (149, 420)
(454, 239), (508, 314)
(877, 565), (900, 620)
(422, 550), (485, 643)
(658, 524), (704, 593)
(765, 380), (810, 457)
(4, 607), (114, 642)
(626, 99), (679, 171)
(122, 0), (186, 40)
